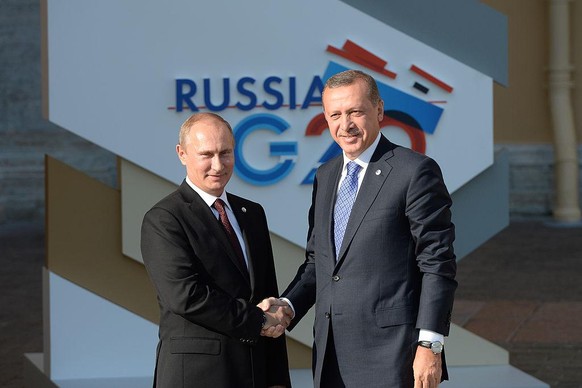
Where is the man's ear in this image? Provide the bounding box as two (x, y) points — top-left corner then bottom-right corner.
(176, 144), (187, 166)
(377, 100), (384, 121)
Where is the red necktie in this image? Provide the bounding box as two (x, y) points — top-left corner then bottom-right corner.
(213, 199), (247, 272)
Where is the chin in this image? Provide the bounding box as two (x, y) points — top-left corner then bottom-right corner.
(343, 144), (362, 153)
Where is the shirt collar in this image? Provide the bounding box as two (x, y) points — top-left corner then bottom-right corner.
(185, 176), (231, 210)
(341, 132), (381, 170)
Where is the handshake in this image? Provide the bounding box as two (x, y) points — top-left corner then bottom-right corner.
(257, 297), (294, 338)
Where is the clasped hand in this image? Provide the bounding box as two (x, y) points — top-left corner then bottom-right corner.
(257, 297), (294, 338)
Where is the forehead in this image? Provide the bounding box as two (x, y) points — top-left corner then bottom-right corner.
(183, 125), (233, 156)
(323, 80), (370, 109)
(188, 120), (232, 141)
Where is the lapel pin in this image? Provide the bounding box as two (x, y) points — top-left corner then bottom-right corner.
(241, 207), (247, 213)
(375, 169), (381, 175)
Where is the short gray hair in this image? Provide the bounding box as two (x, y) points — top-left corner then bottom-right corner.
(323, 69), (381, 106)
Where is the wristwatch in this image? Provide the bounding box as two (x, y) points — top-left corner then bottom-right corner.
(418, 340), (444, 355)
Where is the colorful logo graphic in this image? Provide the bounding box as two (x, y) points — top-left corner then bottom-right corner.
(301, 40), (454, 184)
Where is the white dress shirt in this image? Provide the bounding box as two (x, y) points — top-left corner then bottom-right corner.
(185, 177), (249, 268)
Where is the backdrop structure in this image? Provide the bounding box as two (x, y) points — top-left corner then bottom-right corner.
(25, 1), (545, 387)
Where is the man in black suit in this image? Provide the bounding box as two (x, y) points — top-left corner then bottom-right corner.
(141, 112), (291, 388)
(264, 70), (457, 387)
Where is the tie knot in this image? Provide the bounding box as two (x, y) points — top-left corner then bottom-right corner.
(346, 161), (361, 177)
(213, 198), (226, 212)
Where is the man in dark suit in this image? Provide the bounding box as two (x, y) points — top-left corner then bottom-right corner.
(141, 112), (292, 388)
(264, 69), (457, 387)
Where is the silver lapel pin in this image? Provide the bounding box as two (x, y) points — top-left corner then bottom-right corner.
(375, 169), (381, 175)
(241, 207), (247, 213)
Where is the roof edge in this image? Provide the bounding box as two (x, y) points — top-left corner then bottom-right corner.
(340, 0), (508, 86)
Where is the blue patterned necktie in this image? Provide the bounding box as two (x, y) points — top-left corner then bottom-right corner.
(333, 161), (362, 257)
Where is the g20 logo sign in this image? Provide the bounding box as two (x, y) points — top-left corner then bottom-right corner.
(171, 42), (452, 186)
(173, 75), (324, 185)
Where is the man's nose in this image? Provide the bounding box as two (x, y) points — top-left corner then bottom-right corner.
(211, 155), (223, 171)
(339, 115), (353, 131)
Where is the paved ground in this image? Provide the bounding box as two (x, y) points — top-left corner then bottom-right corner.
(453, 220), (582, 388)
(1, 220), (581, 387)
(0, 222), (44, 388)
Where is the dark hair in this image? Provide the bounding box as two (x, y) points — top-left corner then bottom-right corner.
(323, 69), (381, 106)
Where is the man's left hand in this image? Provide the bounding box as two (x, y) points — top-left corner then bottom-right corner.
(413, 346), (442, 388)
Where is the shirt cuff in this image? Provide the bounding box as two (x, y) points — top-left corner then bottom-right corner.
(418, 329), (445, 344)
(279, 297), (295, 319)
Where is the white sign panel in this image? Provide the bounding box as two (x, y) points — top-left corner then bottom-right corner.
(48, 0), (492, 246)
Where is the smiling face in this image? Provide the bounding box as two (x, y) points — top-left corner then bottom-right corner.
(176, 115), (235, 196)
(323, 77), (384, 160)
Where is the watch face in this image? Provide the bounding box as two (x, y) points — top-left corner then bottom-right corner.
(431, 341), (443, 353)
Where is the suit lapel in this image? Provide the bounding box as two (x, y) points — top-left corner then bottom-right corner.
(228, 195), (253, 287)
(323, 158), (344, 264)
(336, 136), (395, 263)
(180, 183), (251, 287)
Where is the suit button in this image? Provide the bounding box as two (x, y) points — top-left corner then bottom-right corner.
(332, 275), (340, 282)
(324, 312), (330, 319)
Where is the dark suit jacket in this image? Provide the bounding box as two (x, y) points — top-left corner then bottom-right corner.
(141, 181), (291, 388)
(283, 135), (457, 387)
